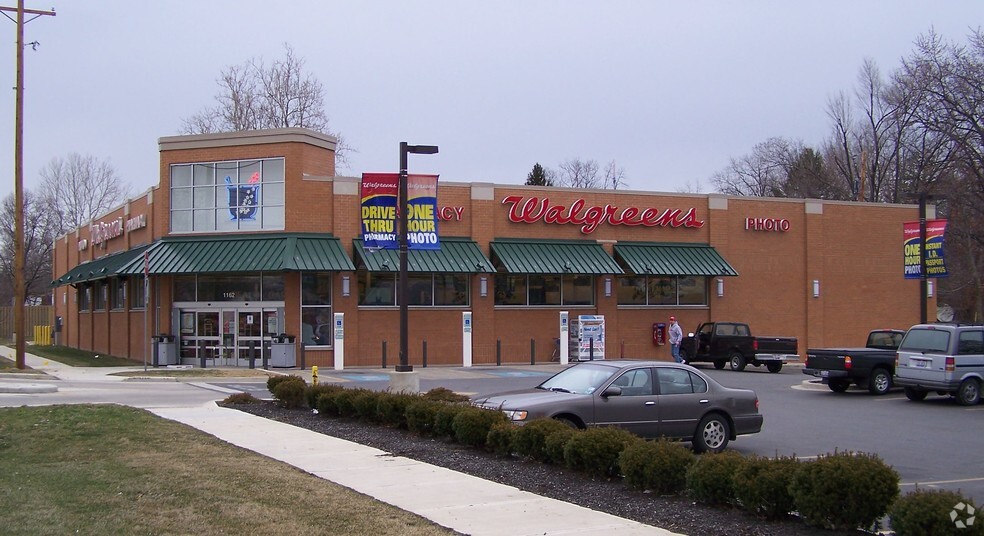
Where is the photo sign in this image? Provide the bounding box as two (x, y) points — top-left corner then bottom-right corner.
(360, 173), (440, 250)
(903, 219), (948, 279)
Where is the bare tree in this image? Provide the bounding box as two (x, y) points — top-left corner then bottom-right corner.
(0, 190), (60, 304)
(183, 43), (350, 166)
(557, 158), (600, 189)
(38, 153), (132, 231)
(601, 160), (628, 190)
(711, 137), (799, 197)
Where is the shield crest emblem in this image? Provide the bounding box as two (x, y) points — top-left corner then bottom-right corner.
(225, 173), (261, 221)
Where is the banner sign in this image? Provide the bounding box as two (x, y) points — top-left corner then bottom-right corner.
(360, 173), (440, 250)
(903, 219), (948, 279)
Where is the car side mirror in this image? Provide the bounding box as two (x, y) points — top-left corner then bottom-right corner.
(601, 386), (622, 398)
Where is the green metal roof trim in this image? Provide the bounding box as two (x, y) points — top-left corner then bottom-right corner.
(52, 244), (152, 287)
(353, 237), (495, 273)
(490, 238), (624, 275)
(119, 233), (354, 275)
(613, 242), (739, 276)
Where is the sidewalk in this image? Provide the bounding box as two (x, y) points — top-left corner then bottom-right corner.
(0, 349), (681, 535)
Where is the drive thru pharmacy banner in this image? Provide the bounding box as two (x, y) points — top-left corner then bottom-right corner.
(360, 173), (440, 250)
(903, 219), (948, 279)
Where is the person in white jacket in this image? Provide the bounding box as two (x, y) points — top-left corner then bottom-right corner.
(668, 316), (684, 363)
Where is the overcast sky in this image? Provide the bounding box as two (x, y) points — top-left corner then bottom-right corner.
(1, 1), (981, 204)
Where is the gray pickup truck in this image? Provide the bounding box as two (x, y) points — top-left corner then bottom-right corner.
(803, 329), (905, 395)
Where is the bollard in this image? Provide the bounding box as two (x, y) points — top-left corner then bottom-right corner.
(199, 339), (207, 369)
(496, 339), (502, 366)
(249, 340), (256, 369)
(589, 338), (595, 361)
(381, 340), (387, 368)
(531, 338), (536, 365)
(312, 365), (319, 386)
(422, 340), (428, 368)
(152, 339), (159, 368)
(620, 340), (625, 359)
(300, 342), (306, 370)
(262, 341), (269, 370)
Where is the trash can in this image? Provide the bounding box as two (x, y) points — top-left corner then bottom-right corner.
(270, 334), (296, 368)
(153, 335), (178, 366)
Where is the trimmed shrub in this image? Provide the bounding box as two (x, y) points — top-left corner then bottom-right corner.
(333, 388), (366, 418)
(352, 389), (384, 422)
(889, 489), (983, 536)
(306, 384), (343, 409)
(422, 387), (469, 403)
(486, 422), (516, 456)
(222, 392), (260, 405)
(512, 419), (574, 462)
(405, 399), (446, 435)
(315, 389), (345, 417)
(563, 427), (640, 478)
(376, 392), (419, 428)
(543, 426), (576, 465)
(733, 455), (799, 520)
(619, 438), (696, 495)
(452, 406), (510, 448)
(686, 450), (746, 506)
(267, 374), (306, 393)
(790, 450), (899, 530)
(433, 403), (465, 439)
(272, 379), (307, 409)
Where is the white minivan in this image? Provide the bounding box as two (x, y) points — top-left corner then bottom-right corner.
(895, 323), (984, 406)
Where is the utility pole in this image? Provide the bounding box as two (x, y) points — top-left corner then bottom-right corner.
(1, 2), (55, 368)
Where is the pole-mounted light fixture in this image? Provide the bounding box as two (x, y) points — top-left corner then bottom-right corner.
(398, 142), (438, 373)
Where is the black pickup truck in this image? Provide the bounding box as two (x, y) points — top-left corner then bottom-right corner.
(803, 329), (905, 395)
(679, 321), (799, 373)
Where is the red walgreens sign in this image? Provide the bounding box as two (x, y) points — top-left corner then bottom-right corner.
(501, 195), (705, 234)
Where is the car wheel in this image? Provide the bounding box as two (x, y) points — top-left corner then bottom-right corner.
(867, 368), (892, 395)
(766, 362), (783, 373)
(828, 379), (850, 393)
(956, 378), (981, 406)
(713, 360), (726, 370)
(554, 417), (581, 430)
(729, 352), (747, 372)
(693, 414), (730, 453)
(904, 387), (928, 401)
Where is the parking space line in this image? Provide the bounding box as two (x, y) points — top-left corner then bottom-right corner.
(909, 478), (984, 486)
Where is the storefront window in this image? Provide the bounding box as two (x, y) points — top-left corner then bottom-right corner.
(262, 274), (285, 301)
(111, 278), (126, 310)
(495, 274), (594, 306)
(301, 273), (332, 346)
(78, 285), (91, 312)
(197, 274), (261, 302)
(615, 275), (708, 306)
(129, 276), (145, 309)
(170, 158), (285, 233)
(93, 281), (107, 311)
(174, 275), (196, 301)
(357, 271), (469, 307)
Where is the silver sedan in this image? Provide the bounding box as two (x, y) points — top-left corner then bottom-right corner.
(472, 360), (763, 453)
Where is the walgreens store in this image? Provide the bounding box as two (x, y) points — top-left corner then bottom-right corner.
(51, 128), (930, 369)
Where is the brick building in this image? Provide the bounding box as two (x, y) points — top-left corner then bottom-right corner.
(50, 128), (932, 368)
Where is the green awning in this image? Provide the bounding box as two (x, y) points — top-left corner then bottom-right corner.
(52, 244), (152, 287)
(490, 239), (624, 274)
(353, 237), (494, 273)
(613, 242), (739, 276)
(120, 233), (354, 275)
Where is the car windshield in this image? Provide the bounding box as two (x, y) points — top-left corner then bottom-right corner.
(538, 364), (617, 395)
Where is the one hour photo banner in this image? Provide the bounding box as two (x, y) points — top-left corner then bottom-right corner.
(902, 219), (948, 279)
(360, 173), (440, 250)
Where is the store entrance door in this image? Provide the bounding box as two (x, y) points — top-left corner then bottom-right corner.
(178, 307), (281, 367)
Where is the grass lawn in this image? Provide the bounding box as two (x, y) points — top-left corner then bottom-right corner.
(14, 344), (135, 367)
(0, 405), (454, 536)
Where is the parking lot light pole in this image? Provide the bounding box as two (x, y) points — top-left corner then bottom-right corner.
(398, 142), (439, 373)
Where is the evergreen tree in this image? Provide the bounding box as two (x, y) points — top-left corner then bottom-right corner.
(525, 163), (554, 186)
